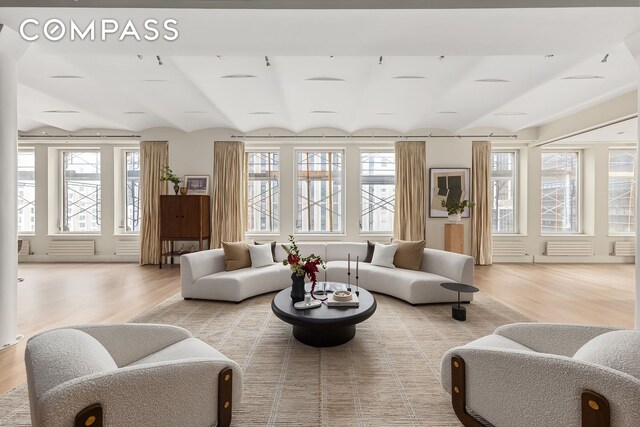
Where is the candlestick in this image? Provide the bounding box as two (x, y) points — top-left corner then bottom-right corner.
(355, 256), (360, 296)
(347, 253), (351, 291)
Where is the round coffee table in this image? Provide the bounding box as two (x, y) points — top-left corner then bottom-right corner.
(271, 286), (376, 347)
(440, 282), (479, 321)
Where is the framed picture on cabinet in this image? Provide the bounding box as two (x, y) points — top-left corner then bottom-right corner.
(429, 168), (471, 218)
(184, 175), (210, 195)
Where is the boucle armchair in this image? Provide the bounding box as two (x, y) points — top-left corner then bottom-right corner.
(440, 323), (640, 427)
(25, 324), (242, 427)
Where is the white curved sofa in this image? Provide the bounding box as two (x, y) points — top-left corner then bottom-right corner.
(181, 242), (474, 304)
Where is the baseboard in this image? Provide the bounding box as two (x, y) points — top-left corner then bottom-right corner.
(492, 255), (534, 263)
(19, 255), (139, 263)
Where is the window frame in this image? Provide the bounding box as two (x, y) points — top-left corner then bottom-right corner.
(490, 149), (519, 235)
(245, 149), (281, 235)
(607, 148), (636, 236)
(293, 148), (346, 235)
(59, 149), (102, 234)
(120, 148), (141, 235)
(359, 148), (395, 235)
(17, 148), (36, 236)
(540, 149), (582, 235)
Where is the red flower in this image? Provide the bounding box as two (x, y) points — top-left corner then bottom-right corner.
(287, 254), (300, 265)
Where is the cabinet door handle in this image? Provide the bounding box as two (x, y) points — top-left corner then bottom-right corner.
(175, 215), (179, 218)
(182, 215), (185, 218)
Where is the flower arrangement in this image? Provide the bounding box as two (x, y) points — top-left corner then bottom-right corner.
(441, 198), (475, 216)
(282, 235), (326, 299)
(160, 166), (181, 185)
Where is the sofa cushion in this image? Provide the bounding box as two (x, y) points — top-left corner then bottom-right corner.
(255, 241), (277, 262)
(464, 334), (533, 352)
(128, 338), (226, 366)
(371, 243), (397, 268)
(275, 242), (326, 263)
(573, 330), (640, 379)
(248, 243), (275, 268)
(392, 239), (425, 270)
(26, 329), (117, 399)
(325, 242), (367, 262)
(194, 263), (291, 301)
(363, 240), (375, 263)
(222, 241), (251, 271)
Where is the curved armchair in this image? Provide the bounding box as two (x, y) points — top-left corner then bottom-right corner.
(25, 324), (242, 427)
(441, 323), (640, 427)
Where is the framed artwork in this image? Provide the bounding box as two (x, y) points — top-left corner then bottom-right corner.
(184, 175), (210, 195)
(429, 168), (471, 218)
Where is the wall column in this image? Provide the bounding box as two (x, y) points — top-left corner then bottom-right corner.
(0, 26), (21, 348)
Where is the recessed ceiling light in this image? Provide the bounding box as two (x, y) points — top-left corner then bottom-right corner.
(305, 77), (345, 82)
(124, 111), (147, 115)
(143, 79), (167, 82)
(249, 112), (275, 115)
(310, 110), (337, 114)
(561, 75), (604, 80)
(185, 111), (208, 114)
(49, 75), (84, 79)
(376, 112), (395, 115)
(221, 74), (257, 79)
(437, 111), (458, 114)
(43, 110), (79, 113)
(617, 131), (625, 135)
(493, 112), (527, 116)
(392, 76), (426, 80)
(475, 79), (510, 83)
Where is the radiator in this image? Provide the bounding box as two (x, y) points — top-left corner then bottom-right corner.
(48, 240), (95, 256)
(18, 240), (30, 256)
(545, 241), (593, 256)
(492, 240), (526, 257)
(115, 240), (140, 256)
(613, 241), (635, 257)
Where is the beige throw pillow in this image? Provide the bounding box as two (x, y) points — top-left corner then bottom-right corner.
(222, 241), (251, 271)
(392, 239), (426, 270)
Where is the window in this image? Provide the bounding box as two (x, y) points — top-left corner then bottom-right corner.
(608, 149), (636, 234)
(295, 150), (344, 233)
(540, 151), (579, 233)
(18, 149), (36, 234)
(123, 150), (141, 233)
(246, 151), (280, 233)
(490, 151), (517, 233)
(360, 151), (395, 233)
(61, 151), (101, 232)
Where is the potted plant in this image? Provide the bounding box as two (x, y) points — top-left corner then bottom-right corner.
(160, 166), (182, 195)
(441, 198), (475, 222)
(282, 235), (326, 303)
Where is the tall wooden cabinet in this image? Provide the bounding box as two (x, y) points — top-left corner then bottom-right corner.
(159, 195), (210, 267)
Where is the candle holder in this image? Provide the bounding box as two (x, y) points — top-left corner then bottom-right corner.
(347, 271), (351, 292)
(355, 274), (359, 296)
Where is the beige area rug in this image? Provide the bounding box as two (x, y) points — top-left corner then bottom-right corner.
(0, 291), (528, 426)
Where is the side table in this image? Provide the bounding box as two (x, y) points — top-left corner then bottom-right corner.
(440, 282), (479, 321)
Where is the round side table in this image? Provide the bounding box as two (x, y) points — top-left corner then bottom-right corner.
(440, 282), (479, 321)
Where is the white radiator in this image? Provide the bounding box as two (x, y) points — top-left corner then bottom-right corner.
(545, 241), (593, 256)
(18, 240), (30, 256)
(613, 241), (635, 257)
(492, 240), (526, 257)
(48, 240), (95, 256)
(115, 240), (140, 256)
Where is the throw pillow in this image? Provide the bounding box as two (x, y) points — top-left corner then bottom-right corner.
(248, 243), (275, 268)
(222, 241), (251, 271)
(255, 241), (277, 262)
(363, 240), (375, 263)
(370, 243), (398, 269)
(392, 239), (426, 270)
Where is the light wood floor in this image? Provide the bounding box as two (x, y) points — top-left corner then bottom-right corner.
(0, 262), (635, 396)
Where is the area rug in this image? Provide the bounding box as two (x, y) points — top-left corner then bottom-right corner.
(0, 291), (528, 426)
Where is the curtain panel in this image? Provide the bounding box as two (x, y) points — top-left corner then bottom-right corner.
(472, 140), (493, 265)
(393, 141), (426, 241)
(212, 141), (245, 248)
(139, 141), (168, 265)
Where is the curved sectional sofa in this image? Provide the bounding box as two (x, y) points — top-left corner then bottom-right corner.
(180, 242), (474, 305)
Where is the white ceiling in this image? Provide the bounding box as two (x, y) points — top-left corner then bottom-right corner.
(1, 6), (639, 135)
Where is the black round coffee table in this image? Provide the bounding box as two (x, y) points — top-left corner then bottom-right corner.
(440, 282), (479, 321)
(271, 286), (377, 347)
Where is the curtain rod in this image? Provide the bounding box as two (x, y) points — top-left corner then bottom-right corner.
(231, 133), (518, 139)
(19, 134), (142, 140)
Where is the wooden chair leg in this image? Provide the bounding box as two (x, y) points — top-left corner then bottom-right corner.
(582, 390), (610, 427)
(75, 403), (103, 427)
(218, 367), (233, 427)
(450, 356), (486, 427)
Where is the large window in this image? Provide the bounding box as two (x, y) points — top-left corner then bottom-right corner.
(18, 149), (36, 234)
(61, 151), (101, 233)
(246, 151), (280, 233)
(123, 150), (141, 233)
(360, 151), (395, 233)
(490, 151), (517, 233)
(295, 150), (344, 233)
(540, 151), (579, 233)
(608, 149), (636, 234)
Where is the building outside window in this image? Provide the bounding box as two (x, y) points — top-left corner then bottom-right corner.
(295, 150), (344, 233)
(124, 150), (141, 233)
(246, 151), (280, 233)
(608, 149), (636, 234)
(18, 149), (36, 234)
(540, 151), (579, 233)
(61, 151), (101, 233)
(360, 151), (395, 233)
(490, 151), (517, 233)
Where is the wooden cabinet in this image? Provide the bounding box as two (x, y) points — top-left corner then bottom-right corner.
(159, 195), (210, 267)
(444, 223), (464, 254)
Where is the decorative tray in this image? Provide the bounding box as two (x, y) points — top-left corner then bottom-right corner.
(326, 292), (360, 307)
